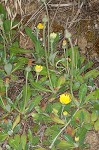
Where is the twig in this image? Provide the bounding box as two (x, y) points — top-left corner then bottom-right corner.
(50, 0), (62, 28)
(68, 2), (84, 28)
(48, 3), (77, 7)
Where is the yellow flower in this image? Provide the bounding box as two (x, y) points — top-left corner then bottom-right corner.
(63, 111), (68, 116)
(60, 93), (71, 105)
(35, 65), (43, 73)
(75, 136), (79, 142)
(37, 23), (44, 29)
(50, 32), (57, 40)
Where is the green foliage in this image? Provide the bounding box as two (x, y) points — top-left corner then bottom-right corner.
(0, 3), (99, 150)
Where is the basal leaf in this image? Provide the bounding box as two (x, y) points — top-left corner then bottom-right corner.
(50, 113), (65, 124)
(64, 134), (74, 144)
(0, 132), (8, 142)
(27, 95), (42, 112)
(0, 4), (6, 18)
(4, 63), (12, 75)
(91, 111), (98, 122)
(78, 83), (87, 103)
(57, 140), (74, 150)
(84, 69), (99, 79)
(21, 134), (27, 150)
(25, 27), (44, 57)
(3, 19), (11, 32)
(12, 114), (20, 130)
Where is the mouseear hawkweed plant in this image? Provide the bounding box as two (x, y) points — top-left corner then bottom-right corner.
(0, 1), (99, 150)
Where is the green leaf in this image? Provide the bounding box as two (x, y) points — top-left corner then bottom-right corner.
(28, 95), (42, 112)
(84, 123), (93, 130)
(79, 127), (87, 146)
(0, 44), (3, 49)
(85, 89), (99, 102)
(11, 62), (25, 73)
(94, 120), (99, 131)
(25, 27), (37, 44)
(3, 19), (11, 32)
(57, 76), (65, 87)
(0, 4), (6, 18)
(4, 63), (12, 75)
(0, 132), (8, 142)
(32, 95), (42, 107)
(12, 114), (20, 130)
(30, 81), (52, 92)
(73, 109), (91, 124)
(64, 134), (74, 144)
(21, 134), (27, 150)
(57, 140), (74, 150)
(73, 81), (80, 90)
(79, 61), (93, 74)
(23, 84), (31, 103)
(14, 134), (20, 145)
(0, 79), (3, 87)
(32, 136), (39, 145)
(25, 27), (44, 57)
(84, 69), (99, 79)
(50, 73), (57, 87)
(8, 137), (20, 150)
(10, 45), (32, 55)
(93, 100), (99, 110)
(28, 129), (33, 143)
(52, 102), (61, 112)
(91, 111), (98, 122)
(78, 83), (87, 103)
(0, 96), (6, 109)
(14, 91), (23, 108)
(50, 113), (65, 124)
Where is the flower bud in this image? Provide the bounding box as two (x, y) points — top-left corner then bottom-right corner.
(35, 65), (43, 73)
(63, 111), (68, 116)
(75, 136), (79, 142)
(50, 32), (57, 43)
(65, 30), (71, 39)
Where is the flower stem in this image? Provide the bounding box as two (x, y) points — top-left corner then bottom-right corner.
(6, 86), (8, 99)
(68, 38), (74, 98)
(51, 41), (53, 54)
(44, 1), (50, 56)
(23, 71), (28, 113)
(61, 105), (65, 119)
(36, 73), (39, 82)
(43, 24), (55, 93)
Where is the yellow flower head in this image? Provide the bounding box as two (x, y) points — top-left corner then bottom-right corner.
(50, 32), (57, 40)
(63, 111), (68, 116)
(75, 136), (79, 142)
(60, 93), (71, 105)
(37, 23), (44, 29)
(35, 65), (43, 73)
